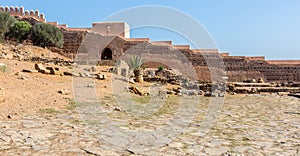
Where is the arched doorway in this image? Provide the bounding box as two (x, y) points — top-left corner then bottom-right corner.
(101, 48), (113, 60)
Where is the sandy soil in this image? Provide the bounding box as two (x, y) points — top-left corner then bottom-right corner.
(0, 59), (73, 120)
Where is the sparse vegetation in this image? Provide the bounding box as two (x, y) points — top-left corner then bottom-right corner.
(103, 96), (112, 101)
(65, 98), (76, 111)
(132, 95), (151, 104)
(39, 108), (58, 114)
(31, 23), (64, 48)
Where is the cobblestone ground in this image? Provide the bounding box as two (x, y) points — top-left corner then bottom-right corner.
(0, 95), (299, 156)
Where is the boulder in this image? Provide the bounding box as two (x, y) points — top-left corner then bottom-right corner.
(115, 60), (129, 77)
(63, 71), (73, 76)
(204, 91), (213, 97)
(63, 71), (80, 77)
(167, 90), (176, 95)
(114, 107), (122, 111)
(40, 69), (51, 74)
(129, 78), (135, 84)
(46, 67), (61, 75)
(79, 72), (85, 77)
(97, 74), (107, 80)
(58, 89), (71, 95)
(129, 86), (144, 96)
(34, 63), (46, 72)
(22, 69), (39, 73)
(91, 66), (97, 72)
(249, 88), (258, 94)
(198, 90), (204, 95)
(258, 78), (265, 83)
(182, 90), (198, 95)
(84, 72), (92, 78)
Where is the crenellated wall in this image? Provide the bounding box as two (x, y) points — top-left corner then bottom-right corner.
(0, 6), (45, 22)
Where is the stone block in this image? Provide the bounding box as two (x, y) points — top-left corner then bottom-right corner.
(46, 67), (60, 75)
(34, 63), (46, 72)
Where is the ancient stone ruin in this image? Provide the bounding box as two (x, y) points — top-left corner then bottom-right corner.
(2, 6), (299, 82)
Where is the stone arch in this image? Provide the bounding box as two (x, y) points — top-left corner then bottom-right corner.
(101, 47), (113, 60)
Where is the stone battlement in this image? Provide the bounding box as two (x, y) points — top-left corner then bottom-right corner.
(0, 6), (45, 22)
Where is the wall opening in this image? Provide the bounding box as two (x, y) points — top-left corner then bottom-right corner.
(101, 48), (113, 60)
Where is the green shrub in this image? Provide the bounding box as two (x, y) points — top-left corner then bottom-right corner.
(6, 21), (31, 42)
(31, 23), (64, 48)
(157, 65), (165, 72)
(0, 11), (16, 42)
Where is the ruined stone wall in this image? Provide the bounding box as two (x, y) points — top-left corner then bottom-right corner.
(118, 39), (300, 82)
(224, 56), (300, 82)
(61, 30), (87, 58)
(2, 6), (299, 82)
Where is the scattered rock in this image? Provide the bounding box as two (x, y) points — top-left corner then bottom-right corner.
(198, 90), (204, 95)
(79, 72), (85, 77)
(34, 63), (46, 72)
(17, 76), (27, 80)
(40, 69), (51, 74)
(87, 84), (94, 88)
(63, 71), (80, 77)
(15, 72), (22, 76)
(204, 91), (213, 97)
(114, 107), (122, 111)
(166, 90), (176, 95)
(182, 90), (198, 95)
(91, 66), (97, 72)
(22, 69), (39, 73)
(7, 115), (12, 119)
(97, 74), (107, 80)
(129, 86), (144, 96)
(63, 71), (72, 76)
(129, 78), (135, 84)
(258, 78), (265, 83)
(46, 67), (61, 75)
(84, 72), (92, 78)
(58, 89), (71, 95)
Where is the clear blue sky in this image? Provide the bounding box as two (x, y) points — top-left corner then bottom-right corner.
(2, 0), (300, 60)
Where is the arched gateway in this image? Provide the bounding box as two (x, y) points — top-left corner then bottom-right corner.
(101, 48), (113, 60)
